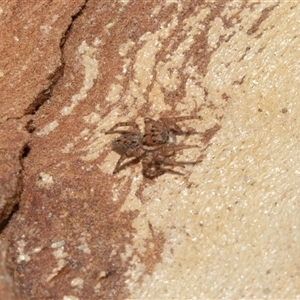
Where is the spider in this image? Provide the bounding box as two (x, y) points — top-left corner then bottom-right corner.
(105, 116), (202, 178)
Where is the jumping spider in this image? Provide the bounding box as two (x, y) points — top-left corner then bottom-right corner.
(105, 116), (202, 179)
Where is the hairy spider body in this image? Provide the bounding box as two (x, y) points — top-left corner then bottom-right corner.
(105, 116), (202, 178)
(112, 132), (142, 155)
(110, 132), (144, 174)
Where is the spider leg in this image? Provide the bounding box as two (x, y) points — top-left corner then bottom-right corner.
(153, 147), (204, 167)
(112, 154), (127, 174)
(105, 122), (140, 134)
(160, 144), (199, 155)
(142, 155), (199, 179)
(144, 144), (200, 161)
(142, 165), (185, 179)
(160, 115), (202, 135)
(113, 156), (142, 174)
(156, 156), (202, 167)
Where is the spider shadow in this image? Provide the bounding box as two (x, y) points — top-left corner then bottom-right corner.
(114, 157), (190, 179)
(113, 156), (143, 174)
(172, 130), (203, 142)
(142, 167), (186, 180)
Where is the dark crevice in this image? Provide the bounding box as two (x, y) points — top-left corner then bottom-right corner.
(21, 145), (31, 158)
(25, 119), (35, 133)
(60, 0), (88, 48)
(24, 65), (64, 115)
(0, 204), (19, 234)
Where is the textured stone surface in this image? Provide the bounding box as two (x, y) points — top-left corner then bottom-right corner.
(0, 118), (29, 224)
(0, 0), (87, 298)
(0, 241), (21, 300)
(2, 1), (300, 299)
(0, 0), (87, 223)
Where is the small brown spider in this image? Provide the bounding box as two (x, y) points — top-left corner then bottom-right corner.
(105, 116), (202, 178)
